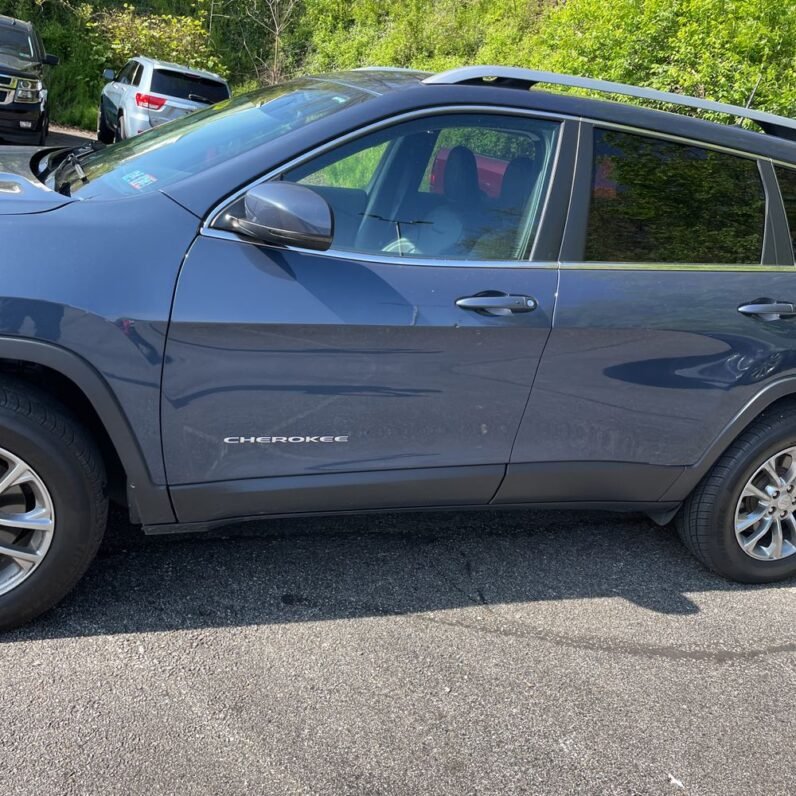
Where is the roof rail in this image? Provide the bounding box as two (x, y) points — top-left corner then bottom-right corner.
(423, 66), (796, 142)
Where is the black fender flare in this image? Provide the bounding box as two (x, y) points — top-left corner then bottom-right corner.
(662, 377), (796, 501)
(0, 337), (174, 524)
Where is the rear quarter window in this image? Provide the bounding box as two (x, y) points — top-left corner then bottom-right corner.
(585, 129), (766, 264)
(150, 70), (229, 104)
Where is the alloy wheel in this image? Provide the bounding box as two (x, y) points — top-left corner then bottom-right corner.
(734, 446), (796, 561)
(0, 447), (55, 596)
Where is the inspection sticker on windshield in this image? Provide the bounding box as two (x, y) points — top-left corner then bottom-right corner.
(123, 170), (158, 190)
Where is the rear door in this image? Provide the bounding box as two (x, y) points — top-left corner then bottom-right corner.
(498, 122), (796, 505)
(162, 110), (576, 523)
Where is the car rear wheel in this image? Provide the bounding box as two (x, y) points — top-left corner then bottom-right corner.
(0, 380), (107, 629)
(677, 404), (796, 583)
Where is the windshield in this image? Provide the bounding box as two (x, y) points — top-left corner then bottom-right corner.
(0, 28), (34, 60)
(151, 69), (229, 104)
(51, 78), (370, 199)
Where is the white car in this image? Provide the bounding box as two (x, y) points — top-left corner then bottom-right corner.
(97, 55), (230, 142)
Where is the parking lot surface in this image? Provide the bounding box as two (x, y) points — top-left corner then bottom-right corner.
(0, 508), (793, 795)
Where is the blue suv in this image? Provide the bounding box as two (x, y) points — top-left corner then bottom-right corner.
(0, 66), (795, 627)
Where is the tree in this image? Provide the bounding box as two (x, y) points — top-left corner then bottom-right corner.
(526, 0), (796, 118)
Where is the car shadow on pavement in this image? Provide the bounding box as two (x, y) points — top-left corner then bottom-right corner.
(4, 506), (794, 642)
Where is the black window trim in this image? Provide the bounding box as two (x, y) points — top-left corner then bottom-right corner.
(559, 120), (796, 270)
(770, 161), (796, 265)
(204, 104), (580, 268)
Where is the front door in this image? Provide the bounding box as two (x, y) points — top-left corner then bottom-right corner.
(162, 111), (574, 522)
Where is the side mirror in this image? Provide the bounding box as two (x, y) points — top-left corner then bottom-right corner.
(102, 68), (115, 82)
(230, 182), (334, 251)
(44, 53), (59, 66)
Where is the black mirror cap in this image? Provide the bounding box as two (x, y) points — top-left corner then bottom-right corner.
(102, 68), (115, 82)
(234, 182), (334, 252)
(44, 53), (59, 66)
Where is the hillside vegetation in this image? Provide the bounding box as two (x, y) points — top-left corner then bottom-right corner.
(0, 0), (794, 129)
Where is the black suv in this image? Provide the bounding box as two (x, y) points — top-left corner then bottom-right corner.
(0, 15), (58, 145)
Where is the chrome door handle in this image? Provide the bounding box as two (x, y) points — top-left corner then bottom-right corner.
(738, 301), (796, 320)
(456, 294), (537, 315)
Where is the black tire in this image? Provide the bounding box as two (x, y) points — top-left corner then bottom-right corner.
(36, 114), (48, 147)
(677, 403), (796, 583)
(97, 106), (113, 144)
(0, 380), (107, 630)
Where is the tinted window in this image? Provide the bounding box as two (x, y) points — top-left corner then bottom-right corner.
(585, 129), (766, 264)
(117, 62), (136, 85)
(299, 142), (388, 190)
(420, 128), (540, 199)
(0, 28), (34, 60)
(776, 166), (796, 254)
(150, 70), (229, 104)
(283, 114), (559, 261)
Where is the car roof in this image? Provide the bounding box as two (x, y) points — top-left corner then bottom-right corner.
(0, 15), (33, 32)
(131, 55), (227, 83)
(333, 67), (796, 164)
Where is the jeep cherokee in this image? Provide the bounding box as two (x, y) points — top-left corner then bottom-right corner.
(0, 66), (794, 627)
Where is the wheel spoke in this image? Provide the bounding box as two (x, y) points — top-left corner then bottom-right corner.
(0, 461), (30, 496)
(741, 483), (769, 502)
(0, 541), (42, 565)
(763, 459), (785, 487)
(0, 507), (53, 532)
(736, 510), (767, 533)
(769, 519), (785, 559)
(742, 516), (772, 551)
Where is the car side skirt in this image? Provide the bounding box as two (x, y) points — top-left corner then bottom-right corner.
(144, 500), (683, 536)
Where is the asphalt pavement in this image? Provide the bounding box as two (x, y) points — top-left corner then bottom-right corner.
(0, 506), (793, 795)
(47, 125), (94, 147)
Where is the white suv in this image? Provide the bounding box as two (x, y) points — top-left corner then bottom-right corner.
(97, 55), (229, 142)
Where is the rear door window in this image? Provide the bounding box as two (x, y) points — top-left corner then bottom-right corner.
(150, 70), (229, 104)
(585, 129), (766, 264)
(775, 166), (796, 254)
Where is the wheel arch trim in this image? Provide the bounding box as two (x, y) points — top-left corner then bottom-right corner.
(0, 337), (174, 524)
(662, 377), (796, 501)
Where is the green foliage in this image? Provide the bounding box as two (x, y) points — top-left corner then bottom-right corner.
(0, 0), (794, 129)
(528, 0), (796, 120)
(97, 3), (224, 75)
(298, 0), (549, 73)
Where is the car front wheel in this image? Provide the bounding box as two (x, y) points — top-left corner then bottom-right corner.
(97, 106), (113, 144)
(0, 380), (107, 629)
(678, 404), (796, 583)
